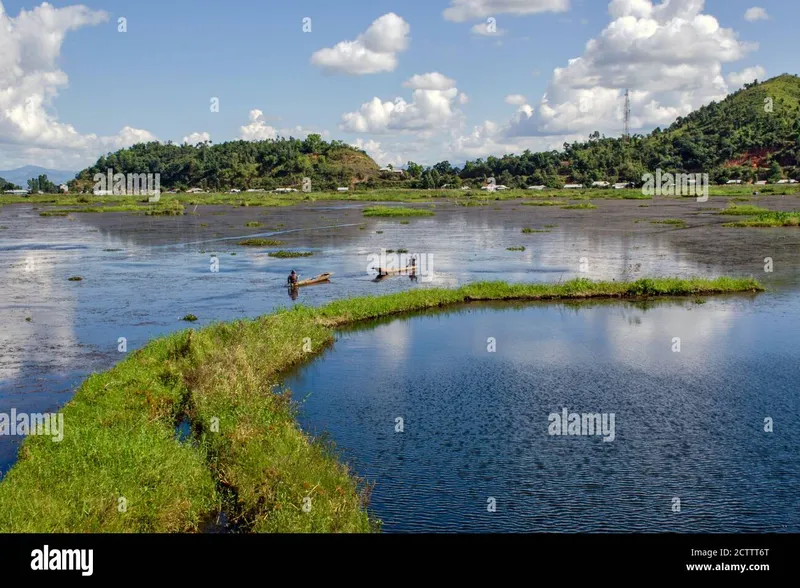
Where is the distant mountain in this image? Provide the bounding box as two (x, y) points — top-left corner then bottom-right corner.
(0, 165), (77, 187)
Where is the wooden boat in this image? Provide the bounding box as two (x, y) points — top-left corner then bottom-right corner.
(375, 266), (416, 277)
(291, 272), (332, 287)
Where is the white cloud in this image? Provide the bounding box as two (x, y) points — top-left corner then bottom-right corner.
(0, 1), (157, 169)
(238, 110), (322, 141)
(444, 0), (570, 22)
(726, 65), (766, 88)
(470, 20), (506, 36)
(505, 94), (528, 105)
(504, 0), (757, 137)
(310, 13), (410, 75)
(182, 132), (211, 144)
(350, 138), (405, 168)
(403, 72), (457, 90)
(743, 7), (769, 22)
(340, 73), (466, 134)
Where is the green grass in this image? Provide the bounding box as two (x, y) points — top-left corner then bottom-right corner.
(362, 206), (434, 217)
(521, 200), (566, 206)
(506, 246), (526, 251)
(723, 211), (800, 227)
(650, 219), (687, 227)
(237, 239), (285, 247)
(268, 250), (314, 258)
(718, 204), (770, 216)
(244, 221), (262, 227)
(561, 203), (598, 210)
(0, 276), (763, 533)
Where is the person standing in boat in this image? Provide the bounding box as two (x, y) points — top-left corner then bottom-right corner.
(288, 270), (298, 286)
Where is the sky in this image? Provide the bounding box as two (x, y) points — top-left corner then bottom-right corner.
(0, 0), (797, 171)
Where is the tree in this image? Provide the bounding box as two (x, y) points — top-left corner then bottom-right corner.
(406, 161), (424, 178)
(767, 161), (783, 183)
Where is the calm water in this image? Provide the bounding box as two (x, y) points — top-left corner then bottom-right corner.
(2, 200), (799, 523)
(287, 297), (800, 532)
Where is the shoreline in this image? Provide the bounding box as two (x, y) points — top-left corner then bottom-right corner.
(0, 277), (764, 533)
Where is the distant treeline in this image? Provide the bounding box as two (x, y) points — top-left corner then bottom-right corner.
(65, 74), (800, 193)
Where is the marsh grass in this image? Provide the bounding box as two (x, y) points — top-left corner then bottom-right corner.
(362, 206), (434, 217)
(268, 250), (314, 258)
(0, 277), (763, 533)
(237, 239), (285, 247)
(506, 246), (526, 251)
(724, 211), (800, 227)
(561, 203), (598, 210)
(650, 219), (687, 227)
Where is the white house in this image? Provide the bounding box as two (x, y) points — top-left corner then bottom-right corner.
(380, 167), (404, 175)
(93, 189), (113, 196)
(460, 186), (471, 191)
(186, 188), (205, 193)
(4, 189), (28, 195)
(754, 180), (768, 185)
(273, 188), (298, 193)
(229, 188), (241, 193)
(725, 179), (743, 185)
(776, 179), (798, 184)
(246, 188), (265, 193)
(59, 184), (69, 193)
(337, 187), (349, 192)
(613, 182), (632, 189)
(527, 185), (546, 190)
(591, 181), (610, 188)
(564, 184), (584, 189)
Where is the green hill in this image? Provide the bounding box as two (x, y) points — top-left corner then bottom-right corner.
(72, 135), (380, 192)
(71, 74), (800, 192)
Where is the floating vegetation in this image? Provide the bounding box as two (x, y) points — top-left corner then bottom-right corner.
(522, 228), (550, 233)
(396, 248), (408, 253)
(268, 250), (314, 258)
(363, 206), (434, 217)
(237, 238), (285, 247)
(521, 200), (566, 206)
(561, 203), (597, 210)
(718, 204), (770, 216)
(182, 314), (198, 322)
(68, 276), (83, 281)
(650, 219), (687, 227)
(507, 246), (526, 251)
(724, 211), (800, 227)
(103, 248), (123, 252)
(39, 211), (70, 217)
(245, 221), (262, 227)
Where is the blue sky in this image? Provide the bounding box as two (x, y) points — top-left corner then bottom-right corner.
(0, 0), (796, 170)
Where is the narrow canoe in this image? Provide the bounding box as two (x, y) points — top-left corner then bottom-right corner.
(376, 266), (416, 276)
(292, 272), (333, 287)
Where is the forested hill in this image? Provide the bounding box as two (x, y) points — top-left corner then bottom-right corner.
(71, 74), (800, 192)
(454, 74), (800, 188)
(71, 135), (381, 192)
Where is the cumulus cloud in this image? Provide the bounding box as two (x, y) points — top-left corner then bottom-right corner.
(350, 138), (405, 168)
(0, 1), (157, 168)
(182, 132), (211, 144)
(403, 72), (457, 90)
(502, 0), (757, 137)
(743, 7), (769, 22)
(238, 110), (322, 141)
(505, 94), (528, 105)
(340, 73), (466, 134)
(726, 65), (766, 88)
(444, 0), (570, 22)
(310, 13), (410, 75)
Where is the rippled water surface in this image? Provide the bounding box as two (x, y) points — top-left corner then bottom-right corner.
(287, 298), (800, 532)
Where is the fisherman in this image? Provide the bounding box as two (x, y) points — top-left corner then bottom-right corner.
(288, 269), (298, 286)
